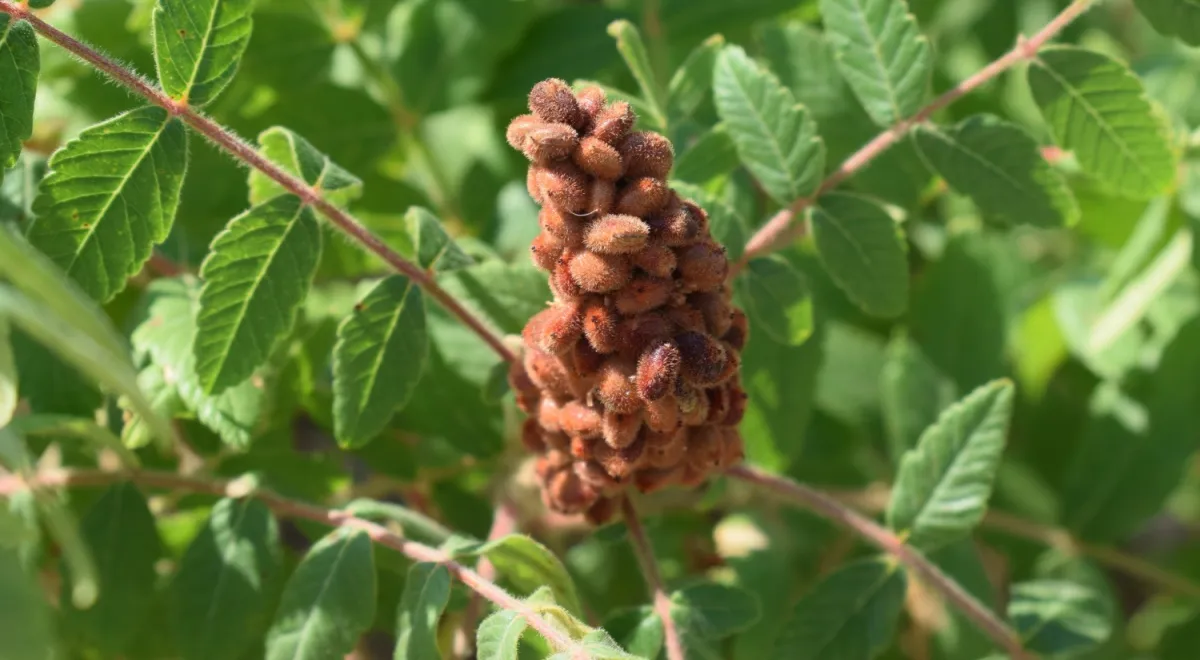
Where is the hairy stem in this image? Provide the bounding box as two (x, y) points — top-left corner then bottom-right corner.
(0, 1), (516, 365)
(738, 0), (1096, 265)
(727, 465), (1031, 659)
(622, 496), (684, 660)
(0, 468), (586, 656)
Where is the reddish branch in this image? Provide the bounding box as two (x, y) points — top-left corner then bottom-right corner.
(727, 465), (1031, 660)
(0, 468), (587, 657)
(738, 0), (1097, 265)
(622, 496), (684, 660)
(0, 0), (516, 365)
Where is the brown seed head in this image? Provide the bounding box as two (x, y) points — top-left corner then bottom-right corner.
(595, 358), (640, 414)
(632, 244), (677, 278)
(648, 198), (701, 246)
(506, 114), (542, 152)
(538, 162), (590, 214)
(524, 302), (583, 355)
(619, 131), (674, 179)
(521, 417), (547, 453)
(615, 177), (670, 217)
(615, 275), (673, 315)
(523, 123), (579, 163)
(576, 86), (607, 126)
(723, 310), (749, 351)
(585, 497), (618, 525)
(690, 292), (734, 337)
(585, 179), (616, 217)
(723, 385), (749, 426)
(646, 430), (687, 469)
(538, 397), (563, 433)
(529, 231), (564, 271)
(636, 340), (681, 401)
(572, 337), (606, 376)
(593, 433), (645, 479)
(643, 394), (681, 433)
(677, 242), (729, 292)
(545, 469), (598, 514)
(585, 214), (650, 254)
(591, 101), (635, 144)
(575, 460), (620, 491)
(676, 331), (729, 386)
(569, 251), (633, 293)
(719, 428), (745, 468)
(529, 78), (582, 128)
(550, 253), (584, 300)
(686, 426), (723, 470)
(620, 311), (674, 356)
(527, 166), (544, 204)
(582, 300), (619, 354)
(574, 136), (624, 180)
(602, 410), (642, 449)
(540, 206), (586, 247)
(677, 383), (710, 426)
(634, 466), (682, 494)
(560, 400), (602, 439)
(525, 349), (574, 400)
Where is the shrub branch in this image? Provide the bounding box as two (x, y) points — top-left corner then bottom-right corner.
(739, 0), (1097, 266)
(622, 496), (685, 660)
(726, 464), (1031, 659)
(0, 0), (516, 365)
(0, 467), (590, 657)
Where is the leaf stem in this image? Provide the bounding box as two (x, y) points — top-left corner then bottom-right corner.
(737, 0), (1096, 266)
(0, 1), (516, 365)
(726, 465), (1031, 659)
(622, 496), (685, 660)
(0, 467), (584, 655)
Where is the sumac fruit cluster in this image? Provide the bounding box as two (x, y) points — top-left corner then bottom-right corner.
(506, 79), (748, 524)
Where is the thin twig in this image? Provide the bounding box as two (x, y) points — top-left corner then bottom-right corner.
(0, 468), (586, 656)
(622, 496), (684, 660)
(0, 1), (516, 365)
(738, 0), (1097, 266)
(727, 465), (1031, 659)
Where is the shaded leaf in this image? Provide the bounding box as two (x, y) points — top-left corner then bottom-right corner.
(671, 582), (761, 641)
(0, 318), (13, 427)
(195, 195), (322, 394)
(475, 609), (525, 660)
(333, 275), (429, 448)
(249, 126), (363, 207)
(668, 35), (724, 122)
(603, 606), (664, 660)
(1008, 580), (1112, 656)
(812, 192), (908, 317)
(819, 0), (933, 126)
(713, 45), (824, 206)
(672, 124), (740, 185)
(607, 20), (666, 127)
(407, 206), (473, 273)
(913, 116), (1079, 228)
(153, 0), (253, 107)
(880, 334), (956, 466)
(264, 529), (377, 660)
(460, 534), (584, 616)
(888, 380), (1014, 550)
(395, 563), (451, 660)
(735, 255), (813, 346)
(1028, 47), (1175, 199)
(1134, 0), (1200, 46)
(173, 497), (282, 660)
(773, 558), (907, 659)
(27, 107), (188, 302)
(0, 15), (38, 171)
(62, 483), (161, 656)
(0, 547), (54, 660)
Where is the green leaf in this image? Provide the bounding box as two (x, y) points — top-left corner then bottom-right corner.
(195, 195), (322, 394)
(475, 609), (525, 660)
(1008, 580), (1112, 656)
(152, 0), (254, 107)
(0, 224), (129, 360)
(607, 20), (667, 128)
(735, 255), (813, 346)
(461, 534), (584, 616)
(27, 107), (188, 302)
(887, 380), (1015, 550)
(249, 126), (363, 207)
(811, 192), (908, 318)
(880, 334), (955, 466)
(772, 558), (907, 659)
(1027, 46), (1175, 199)
(173, 497), (282, 660)
(395, 562), (451, 660)
(62, 483), (161, 656)
(913, 116), (1080, 228)
(818, 0), (933, 126)
(672, 124), (740, 185)
(0, 318), (13, 427)
(668, 34), (724, 122)
(332, 275), (429, 448)
(265, 529), (377, 660)
(713, 45), (825, 206)
(1134, 0), (1200, 46)
(132, 278), (268, 448)
(0, 285), (175, 447)
(344, 498), (455, 546)
(603, 607), (664, 660)
(0, 16), (38, 171)
(671, 582), (761, 641)
(406, 206), (473, 273)
(0, 547), (54, 660)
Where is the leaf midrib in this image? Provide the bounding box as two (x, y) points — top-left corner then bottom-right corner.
(197, 499), (254, 652)
(286, 534), (356, 660)
(720, 54), (797, 200)
(181, 0), (226, 99)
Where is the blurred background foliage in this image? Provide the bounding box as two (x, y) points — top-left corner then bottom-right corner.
(8, 0), (1200, 657)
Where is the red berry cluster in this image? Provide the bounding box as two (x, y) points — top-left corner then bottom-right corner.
(506, 79), (748, 525)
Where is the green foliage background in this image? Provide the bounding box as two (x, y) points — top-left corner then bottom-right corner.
(4, 0), (1200, 658)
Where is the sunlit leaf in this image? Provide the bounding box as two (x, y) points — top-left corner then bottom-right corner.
(475, 609), (524, 660)
(394, 562), (451, 660)
(153, 0), (253, 107)
(607, 20), (666, 127)
(27, 107), (188, 302)
(248, 126), (363, 207)
(457, 534), (584, 615)
(819, 0), (933, 126)
(406, 206), (473, 273)
(713, 45), (824, 206)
